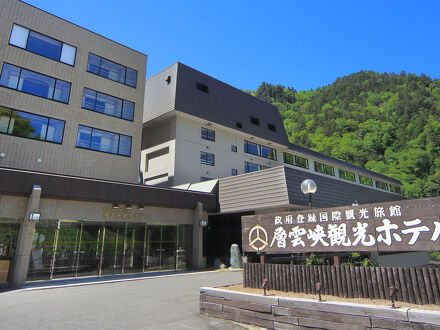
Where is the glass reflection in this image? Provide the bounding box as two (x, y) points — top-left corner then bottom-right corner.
(26, 31), (62, 61)
(18, 69), (55, 99)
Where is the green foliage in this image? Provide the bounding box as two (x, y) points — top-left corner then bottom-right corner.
(429, 251), (440, 262)
(305, 253), (325, 265)
(253, 72), (440, 198)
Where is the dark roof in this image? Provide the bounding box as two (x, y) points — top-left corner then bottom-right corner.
(0, 167), (216, 211)
(287, 143), (401, 185)
(173, 62), (290, 145)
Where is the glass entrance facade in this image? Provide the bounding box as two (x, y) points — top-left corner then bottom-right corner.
(26, 220), (192, 281)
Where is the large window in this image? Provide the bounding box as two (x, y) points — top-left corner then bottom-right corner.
(0, 106), (64, 144)
(0, 63), (71, 103)
(244, 162), (264, 173)
(283, 152), (309, 169)
(314, 161), (335, 176)
(82, 88), (134, 121)
(87, 53), (137, 88)
(9, 24), (76, 65)
(244, 140), (276, 160)
(339, 169), (356, 182)
(359, 175), (373, 186)
(200, 151), (215, 166)
(76, 125), (132, 157)
(201, 127), (215, 141)
(376, 180), (389, 191)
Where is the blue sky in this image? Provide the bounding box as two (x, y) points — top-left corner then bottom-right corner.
(24, 1), (440, 91)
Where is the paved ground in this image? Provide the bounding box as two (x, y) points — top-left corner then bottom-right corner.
(0, 270), (245, 330)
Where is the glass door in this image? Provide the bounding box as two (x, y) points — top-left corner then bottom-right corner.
(123, 223), (145, 274)
(52, 220), (81, 279)
(100, 223), (125, 276)
(145, 225), (162, 271)
(161, 225), (177, 271)
(145, 225), (178, 271)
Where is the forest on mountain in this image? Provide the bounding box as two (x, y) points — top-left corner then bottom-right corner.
(250, 71), (440, 198)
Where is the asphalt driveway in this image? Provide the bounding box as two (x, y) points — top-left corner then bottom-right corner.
(0, 270), (244, 329)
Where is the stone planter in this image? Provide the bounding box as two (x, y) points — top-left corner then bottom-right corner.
(0, 259), (11, 283)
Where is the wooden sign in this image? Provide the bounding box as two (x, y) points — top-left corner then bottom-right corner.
(241, 197), (440, 254)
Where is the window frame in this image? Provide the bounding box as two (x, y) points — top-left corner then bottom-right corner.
(86, 53), (138, 88)
(0, 105), (65, 144)
(390, 185), (402, 194)
(244, 161), (263, 173)
(195, 82), (209, 94)
(244, 140), (277, 160)
(9, 23), (77, 66)
(81, 87), (135, 121)
(375, 180), (389, 191)
(0, 62), (71, 104)
(75, 124), (132, 157)
(359, 175), (373, 186)
(314, 161), (335, 176)
(283, 152), (309, 169)
(201, 127), (215, 142)
(200, 151), (215, 166)
(250, 116), (260, 126)
(268, 123), (277, 132)
(339, 168), (356, 182)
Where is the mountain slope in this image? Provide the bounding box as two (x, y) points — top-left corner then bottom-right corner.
(253, 72), (440, 198)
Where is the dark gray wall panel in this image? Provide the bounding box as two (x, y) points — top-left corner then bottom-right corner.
(174, 63), (289, 145)
(285, 167), (403, 208)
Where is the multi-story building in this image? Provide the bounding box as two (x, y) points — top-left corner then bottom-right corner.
(141, 62), (402, 198)
(141, 62), (408, 265)
(0, 0), (213, 286)
(0, 0), (146, 183)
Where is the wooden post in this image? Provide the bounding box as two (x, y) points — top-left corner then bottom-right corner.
(333, 255), (340, 266)
(260, 252), (265, 264)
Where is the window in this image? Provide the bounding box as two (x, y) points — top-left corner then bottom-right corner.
(268, 123), (277, 132)
(200, 177), (213, 182)
(244, 140), (276, 160)
(200, 151), (215, 166)
(283, 152), (309, 169)
(339, 169), (356, 182)
(87, 53), (137, 88)
(250, 116), (260, 126)
(376, 180), (389, 191)
(231, 168), (238, 176)
(196, 82), (209, 93)
(314, 161), (335, 176)
(201, 127), (215, 141)
(0, 106), (64, 144)
(76, 125), (132, 157)
(359, 175), (373, 186)
(82, 88), (134, 121)
(9, 24), (76, 65)
(0, 63), (71, 103)
(231, 145), (237, 152)
(245, 162), (263, 173)
(390, 185), (402, 194)
(236, 122), (243, 129)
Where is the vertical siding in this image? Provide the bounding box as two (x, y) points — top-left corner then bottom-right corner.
(219, 167), (289, 213)
(143, 64), (177, 123)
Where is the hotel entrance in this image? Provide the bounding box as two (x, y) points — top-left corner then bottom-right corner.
(26, 220), (192, 281)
